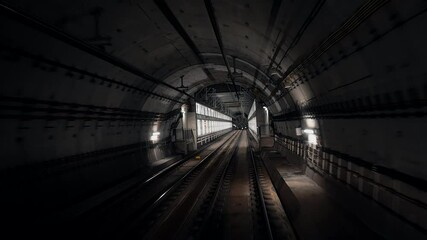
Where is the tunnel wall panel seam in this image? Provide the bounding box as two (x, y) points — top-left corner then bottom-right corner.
(0, 137), (174, 181)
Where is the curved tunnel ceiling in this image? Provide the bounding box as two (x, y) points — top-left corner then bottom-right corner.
(4, 0), (340, 114)
(2, 0), (426, 117)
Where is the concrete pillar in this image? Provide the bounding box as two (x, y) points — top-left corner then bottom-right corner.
(182, 101), (197, 152)
(186, 111), (197, 151)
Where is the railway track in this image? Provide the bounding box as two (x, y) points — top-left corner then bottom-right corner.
(190, 131), (296, 240)
(123, 130), (242, 239)
(61, 131), (239, 238)
(64, 130), (296, 240)
(249, 149), (297, 240)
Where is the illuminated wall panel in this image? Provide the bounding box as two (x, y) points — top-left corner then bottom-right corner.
(248, 100), (257, 136)
(196, 103), (232, 136)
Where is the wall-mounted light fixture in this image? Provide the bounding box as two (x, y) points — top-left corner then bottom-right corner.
(150, 131), (160, 141)
(301, 128), (318, 145)
(308, 134), (318, 145)
(296, 127), (302, 136)
(303, 129), (314, 134)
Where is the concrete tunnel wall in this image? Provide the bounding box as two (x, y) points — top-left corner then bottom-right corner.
(272, 1), (427, 182)
(0, 0), (426, 226)
(0, 11), (183, 210)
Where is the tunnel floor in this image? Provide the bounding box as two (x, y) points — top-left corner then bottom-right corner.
(216, 131), (254, 239)
(17, 130), (387, 240)
(262, 150), (383, 240)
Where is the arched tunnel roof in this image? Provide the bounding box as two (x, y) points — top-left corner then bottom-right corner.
(2, 0), (361, 115)
(3, 0), (425, 116)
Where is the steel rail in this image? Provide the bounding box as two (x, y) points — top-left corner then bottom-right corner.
(250, 148), (274, 240)
(173, 131), (242, 240)
(193, 131), (242, 239)
(70, 131), (238, 221)
(121, 131), (241, 236)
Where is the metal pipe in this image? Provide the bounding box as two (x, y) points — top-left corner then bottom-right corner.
(250, 149), (274, 240)
(204, 0), (240, 101)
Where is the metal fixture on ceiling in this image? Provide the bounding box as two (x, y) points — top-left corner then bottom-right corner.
(269, 69), (283, 79)
(177, 75), (189, 91)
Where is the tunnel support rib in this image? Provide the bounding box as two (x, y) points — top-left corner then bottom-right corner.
(0, 1), (193, 100)
(154, 0), (217, 83)
(203, 0), (241, 102)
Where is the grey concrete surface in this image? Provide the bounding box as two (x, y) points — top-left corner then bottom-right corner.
(262, 150), (383, 240)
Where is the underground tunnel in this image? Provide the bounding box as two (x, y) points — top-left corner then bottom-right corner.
(0, 0), (426, 239)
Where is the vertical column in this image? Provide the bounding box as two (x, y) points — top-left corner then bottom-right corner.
(186, 101), (197, 151)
